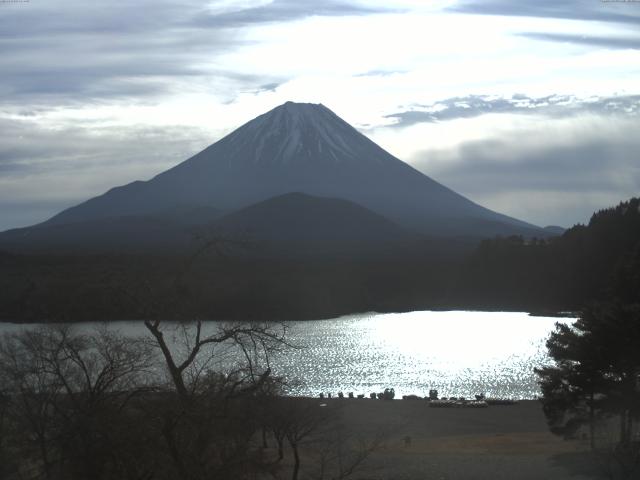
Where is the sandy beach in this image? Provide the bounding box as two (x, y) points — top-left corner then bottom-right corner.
(291, 398), (600, 480)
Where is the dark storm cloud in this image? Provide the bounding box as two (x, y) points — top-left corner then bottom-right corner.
(385, 94), (640, 127)
(0, 0), (386, 107)
(520, 32), (640, 50)
(449, 0), (640, 25)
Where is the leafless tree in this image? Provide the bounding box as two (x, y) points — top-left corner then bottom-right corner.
(135, 317), (292, 480)
(93, 233), (299, 479)
(143, 319), (288, 399)
(0, 325), (154, 480)
(311, 418), (386, 480)
(276, 398), (331, 480)
(1, 231), (379, 480)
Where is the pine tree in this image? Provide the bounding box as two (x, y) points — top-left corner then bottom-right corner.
(536, 303), (640, 447)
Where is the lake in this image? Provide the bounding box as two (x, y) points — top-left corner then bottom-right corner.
(0, 310), (571, 399)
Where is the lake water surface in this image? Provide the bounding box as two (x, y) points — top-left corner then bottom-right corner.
(0, 311), (571, 399)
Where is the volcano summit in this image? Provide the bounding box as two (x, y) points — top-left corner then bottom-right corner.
(1, 102), (545, 254)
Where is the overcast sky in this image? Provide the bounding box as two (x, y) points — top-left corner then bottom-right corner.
(1, 0), (639, 230)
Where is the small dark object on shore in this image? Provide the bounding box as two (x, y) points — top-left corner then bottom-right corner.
(357, 394), (365, 399)
(348, 392), (354, 398)
(402, 394), (420, 400)
(376, 388), (395, 400)
(370, 393), (376, 399)
(429, 399), (488, 408)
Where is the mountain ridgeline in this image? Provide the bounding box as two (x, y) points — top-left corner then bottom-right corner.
(0, 102), (547, 256)
(5, 101), (633, 323)
(1, 197), (638, 322)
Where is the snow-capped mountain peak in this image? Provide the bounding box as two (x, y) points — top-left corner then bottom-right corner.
(41, 101), (543, 238)
(217, 101), (383, 167)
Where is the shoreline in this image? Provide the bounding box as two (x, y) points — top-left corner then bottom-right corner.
(293, 396), (595, 479)
(0, 307), (578, 325)
(0, 312), (558, 401)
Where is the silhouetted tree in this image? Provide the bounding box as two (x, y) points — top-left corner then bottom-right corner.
(280, 398), (330, 480)
(536, 303), (640, 450)
(0, 325), (155, 480)
(128, 315), (290, 480)
(458, 197), (640, 312)
(310, 406), (386, 480)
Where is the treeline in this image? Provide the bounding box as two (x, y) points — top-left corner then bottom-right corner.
(0, 322), (379, 480)
(456, 197), (640, 311)
(1, 197), (639, 322)
(0, 253), (455, 322)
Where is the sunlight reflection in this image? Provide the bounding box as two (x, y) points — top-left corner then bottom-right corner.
(276, 311), (571, 399)
(0, 311), (571, 399)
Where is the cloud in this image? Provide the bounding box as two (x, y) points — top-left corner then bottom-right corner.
(0, 2), (236, 107)
(0, 0), (388, 109)
(2, 0), (639, 232)
(384, 94), (640, 127)
(0, 115), (213, 230)
(449, 0), (640, 25)
(353, 69), (408, 78)
(192, 0), (394, 28)
(0, 0), (400, 230)
(520, 32), (640, 50)
(240, 81), (288, 97)
(256, 82), (282, 93)
(410, 114), (640, 227)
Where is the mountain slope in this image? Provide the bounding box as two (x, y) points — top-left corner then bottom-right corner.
(0, 205), (223, 254)
(40, 102), (544, 239)
(210, 192), (426, 258)
(0, 216), (193, 254)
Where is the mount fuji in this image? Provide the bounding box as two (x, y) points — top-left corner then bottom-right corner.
(1, 102), (546, 254)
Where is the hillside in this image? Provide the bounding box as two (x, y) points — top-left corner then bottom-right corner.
(456, 197), (640, 310)
(1, 198), (636, 322)
(0, 102), (546, 256)
(211, 192), (427, 259)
